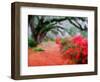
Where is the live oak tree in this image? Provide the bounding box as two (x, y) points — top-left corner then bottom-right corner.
(28, 15), (87, 47)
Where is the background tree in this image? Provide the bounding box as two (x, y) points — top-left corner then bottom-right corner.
(28, 15), (88, 47)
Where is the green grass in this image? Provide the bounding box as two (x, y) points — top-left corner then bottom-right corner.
(28, 37), (37, 47)
(32, 47), (44, 51)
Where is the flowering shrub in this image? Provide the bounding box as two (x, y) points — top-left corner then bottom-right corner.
(61, 35), (88, 64)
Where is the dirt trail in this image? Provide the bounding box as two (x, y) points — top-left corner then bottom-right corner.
(28, 41), (73, 66)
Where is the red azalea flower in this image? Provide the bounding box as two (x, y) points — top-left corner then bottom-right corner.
(82, 59), (87, 64)
(82, 47), (88, 57)
(64, 48), (74, 59)
(65, 48), (73, 55)
(75, 54), (80, 60)
(72, 35), (83, 45)
(74, 47), (81, 53)
(62, 35), (88, 64)
(72, 35), (88, 47)
(71, 35), (88, 63)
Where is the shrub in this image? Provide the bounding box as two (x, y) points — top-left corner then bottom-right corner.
(60, 35), (88, 64)
(28, 37), (38, 47)
(32, 47), (44, 51)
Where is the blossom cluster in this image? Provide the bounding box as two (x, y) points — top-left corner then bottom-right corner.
(56, 35), (88, 64)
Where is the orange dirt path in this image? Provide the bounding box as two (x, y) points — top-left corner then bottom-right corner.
(28, 41), (74, 66)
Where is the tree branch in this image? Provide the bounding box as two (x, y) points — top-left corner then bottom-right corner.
(68, 18), (87, 31)
(44, 17), (69, 25)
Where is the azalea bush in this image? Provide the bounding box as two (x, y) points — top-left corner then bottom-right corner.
(59, 35), (88, 64)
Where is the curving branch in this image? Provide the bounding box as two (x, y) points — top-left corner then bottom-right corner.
(68, 18), (87, 31)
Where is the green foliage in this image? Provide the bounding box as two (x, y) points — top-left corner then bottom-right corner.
(44, 37), (55, 42)
(65, 26), (87, 38)
(67, 27), (79, 36)
(81, 31), (87, 37)
(61, 37), (76, 51)
(49, 38), (55, 41)
(61, 38), (65, 44)
(32, 47), (44, 51)
(28, 37), (37, 47)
